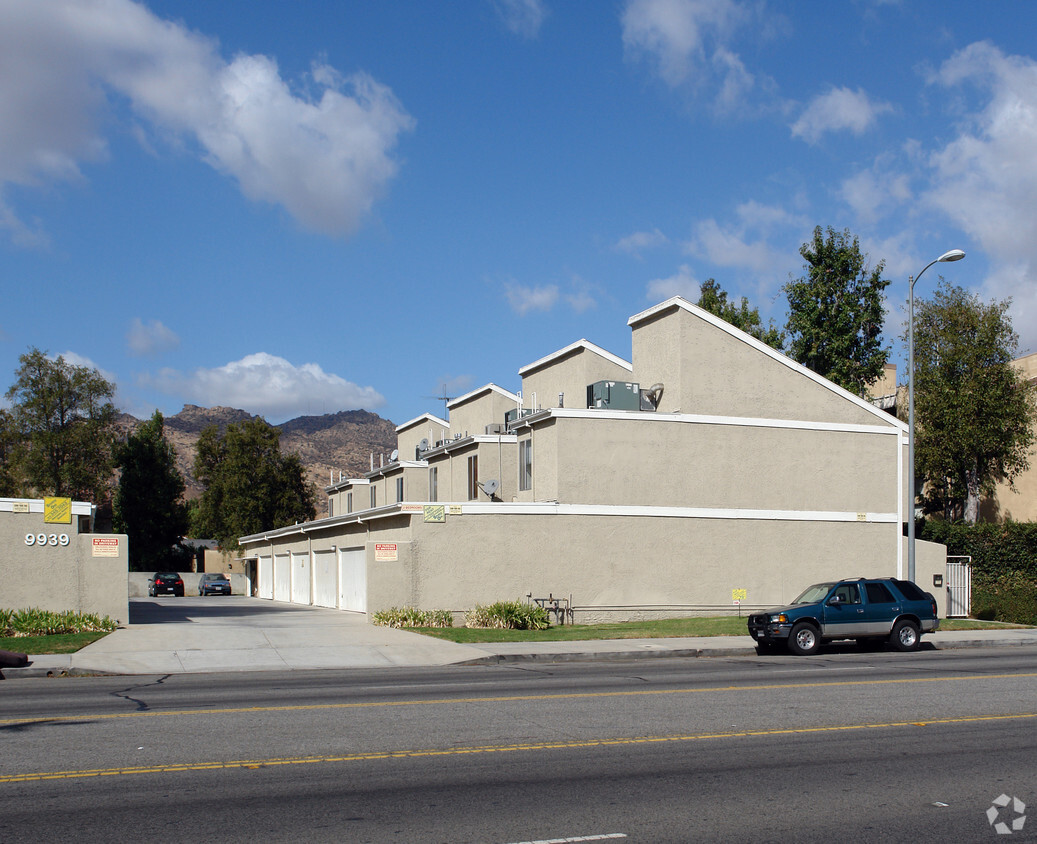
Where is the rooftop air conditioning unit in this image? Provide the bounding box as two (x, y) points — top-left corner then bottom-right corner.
(485, 423), (505, 434)
(587, 380), (641, 410)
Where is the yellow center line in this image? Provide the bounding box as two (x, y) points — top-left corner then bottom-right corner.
(2, 711), (1035, 785)
(2, 670), (1036, 727)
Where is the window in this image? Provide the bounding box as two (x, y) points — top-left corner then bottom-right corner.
(832, 583), (861, 605)
(865, 582), (896, 604)
(429, 466), (438, 502)
(519, 438), (532, 491)
(467, 455), (479, 500)
(346, 492), (353, 513)
(370, 486), (377, 508)
(396, 477), (404, 503)
(328, 498), (334, 517)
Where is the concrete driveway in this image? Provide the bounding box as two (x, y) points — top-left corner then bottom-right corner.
(25, 596), (489, 675)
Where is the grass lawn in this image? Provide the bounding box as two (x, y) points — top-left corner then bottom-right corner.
(0, 632), (110, 655)
(408, 615), (1031, 644)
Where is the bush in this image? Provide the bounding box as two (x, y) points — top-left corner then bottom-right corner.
(0, 608), (117, 637)
(371, 607), (454, 628)
(464, 601), (550, 630)
(920, 521), (1037, 624)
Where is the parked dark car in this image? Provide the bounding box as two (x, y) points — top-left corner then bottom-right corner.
(748, 577), (939, 655)
(148, 572), (185, 597)
(198, 573), (232, 596)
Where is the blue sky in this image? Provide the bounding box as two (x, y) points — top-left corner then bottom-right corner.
(3, 0), (1036, 426)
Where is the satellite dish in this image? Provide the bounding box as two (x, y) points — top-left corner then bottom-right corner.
(479, 478), (500, 497)
(389, 449), (399, 463)
(418, 438), (429, 452)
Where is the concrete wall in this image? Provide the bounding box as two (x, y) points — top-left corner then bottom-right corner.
(1, 499), (128, 624)
(520, 342), (634, 413)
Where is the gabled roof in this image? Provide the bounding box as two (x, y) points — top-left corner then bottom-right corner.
(396, 412), (450, 434)
(518, 338), (632, 377)
(628, 296), (906, 430)
(447, 382), (521, 410)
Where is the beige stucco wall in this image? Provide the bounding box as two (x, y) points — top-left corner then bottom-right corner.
(520, 344), (633, 412)
(630, 300), (888, 427)
(396, 414), (449, 460)
(1, 502), (128, 624)
(447, 386), (520, 438)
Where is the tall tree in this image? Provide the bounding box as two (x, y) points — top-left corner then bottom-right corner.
(4, 348), (118, 502)
(192, 418), (316, 549)
(0, 408), (22, 497)
(696, 279), (785, 350)
(114, 411), (190, 571)
(908, 282), (1036, 524)
(784, 226), (890, 396)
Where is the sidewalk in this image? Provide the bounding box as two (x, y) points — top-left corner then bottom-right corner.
(5, 604), (1037, 679)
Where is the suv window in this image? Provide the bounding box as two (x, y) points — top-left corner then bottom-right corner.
(893, 579), (928, 601)
(832, 583), (861, 605)
(865, 582), (896, 603)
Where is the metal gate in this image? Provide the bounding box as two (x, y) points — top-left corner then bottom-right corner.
(946, 556), (972, 618)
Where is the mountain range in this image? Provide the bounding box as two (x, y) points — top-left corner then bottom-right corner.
(117, 405), (399, 515)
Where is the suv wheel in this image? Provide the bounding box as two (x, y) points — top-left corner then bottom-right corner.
(890, 619), (920, 652)
(788, 622), (820, 655)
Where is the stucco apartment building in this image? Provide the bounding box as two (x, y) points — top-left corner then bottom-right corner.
(980, 351), (1037, 523)
(240, 296), (947, 620)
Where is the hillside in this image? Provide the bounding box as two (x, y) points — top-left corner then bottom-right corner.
(118, 405), (399, 514)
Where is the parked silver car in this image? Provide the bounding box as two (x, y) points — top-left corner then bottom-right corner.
(198, 573), (232, 596)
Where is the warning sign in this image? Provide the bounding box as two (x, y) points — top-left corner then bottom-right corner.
(374, 543), (398, 562)
(92, 537), (120, 557)
(44, 497), (72, 524)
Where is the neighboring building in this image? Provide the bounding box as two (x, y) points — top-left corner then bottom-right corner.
(980, 352), (1037, 523)
(240, 297), (947, 620)
(1, 497), (128, 623)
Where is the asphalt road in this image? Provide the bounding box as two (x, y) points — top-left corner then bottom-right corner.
(2, 647), (1036, 842)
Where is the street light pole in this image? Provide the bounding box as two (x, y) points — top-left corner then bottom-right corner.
(907, 248), (966, 582)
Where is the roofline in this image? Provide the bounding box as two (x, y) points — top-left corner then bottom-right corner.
(395, 412), (449, 434)
(518, 338), (632, 377)
(447, 382), (521, 410)
(627, 296), (906, 430)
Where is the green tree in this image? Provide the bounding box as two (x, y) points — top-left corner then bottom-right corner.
(192, 418), (316, 549)
(908, 281), (1036, 524)
(784, 226), (891, 396)
(114, 411), (190, 571)
(696, 279), (785, 350)
(4, 348), (118, 502)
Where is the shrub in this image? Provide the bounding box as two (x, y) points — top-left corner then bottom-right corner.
(0, 608), (117, 637)
(970, 573), (1037, 625)
(464, 600), (550, 630)
(371, 607), (454, 628)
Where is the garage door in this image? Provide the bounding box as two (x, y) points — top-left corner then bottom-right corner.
(291, 552), (311, 605)
(313, 550), (336, 608)
(258, 556), (273, 600)
(273, 554), (291, 602)
(338, 548), (366, 613)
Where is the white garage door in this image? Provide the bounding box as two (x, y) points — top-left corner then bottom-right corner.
(273, 554), (291, 602)
(258, 556), (273, 599)
(338, 548), (366, 613)
(291, 552), (311, 605)
(313, 550), (337, 608)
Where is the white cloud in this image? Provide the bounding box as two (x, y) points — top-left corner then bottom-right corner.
(493, 0), (548, 39)
(140, 353), (385, 421)
(621, 0), (770, 112)
(614, 228), (669, 255)
(839, 167), (912, 226)
(688, 201), (802, 275)
(791, 86), (894, 144)
(646, 264), (700, 301)
(505, 282), (560, 315)
(924, 41), (1037, 353)
(127, 317), (180, 357)
(0, 0), (414, 242)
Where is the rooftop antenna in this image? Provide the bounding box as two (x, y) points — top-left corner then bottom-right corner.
(422, 386), (455, 409)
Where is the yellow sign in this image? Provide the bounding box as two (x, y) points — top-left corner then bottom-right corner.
(731, 588), (748, 602)
(448, 505), (463, 516)
(44, 497), (72, 524)
(423, 505), (446, 523)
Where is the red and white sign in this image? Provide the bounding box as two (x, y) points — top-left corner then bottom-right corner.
(374, 543), (398, 562)
(92, 537), (120, 558)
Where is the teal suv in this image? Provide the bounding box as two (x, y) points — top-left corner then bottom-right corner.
(748, 578), (939, 655)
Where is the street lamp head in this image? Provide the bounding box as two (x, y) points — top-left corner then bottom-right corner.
(938, 249), (966, 263)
